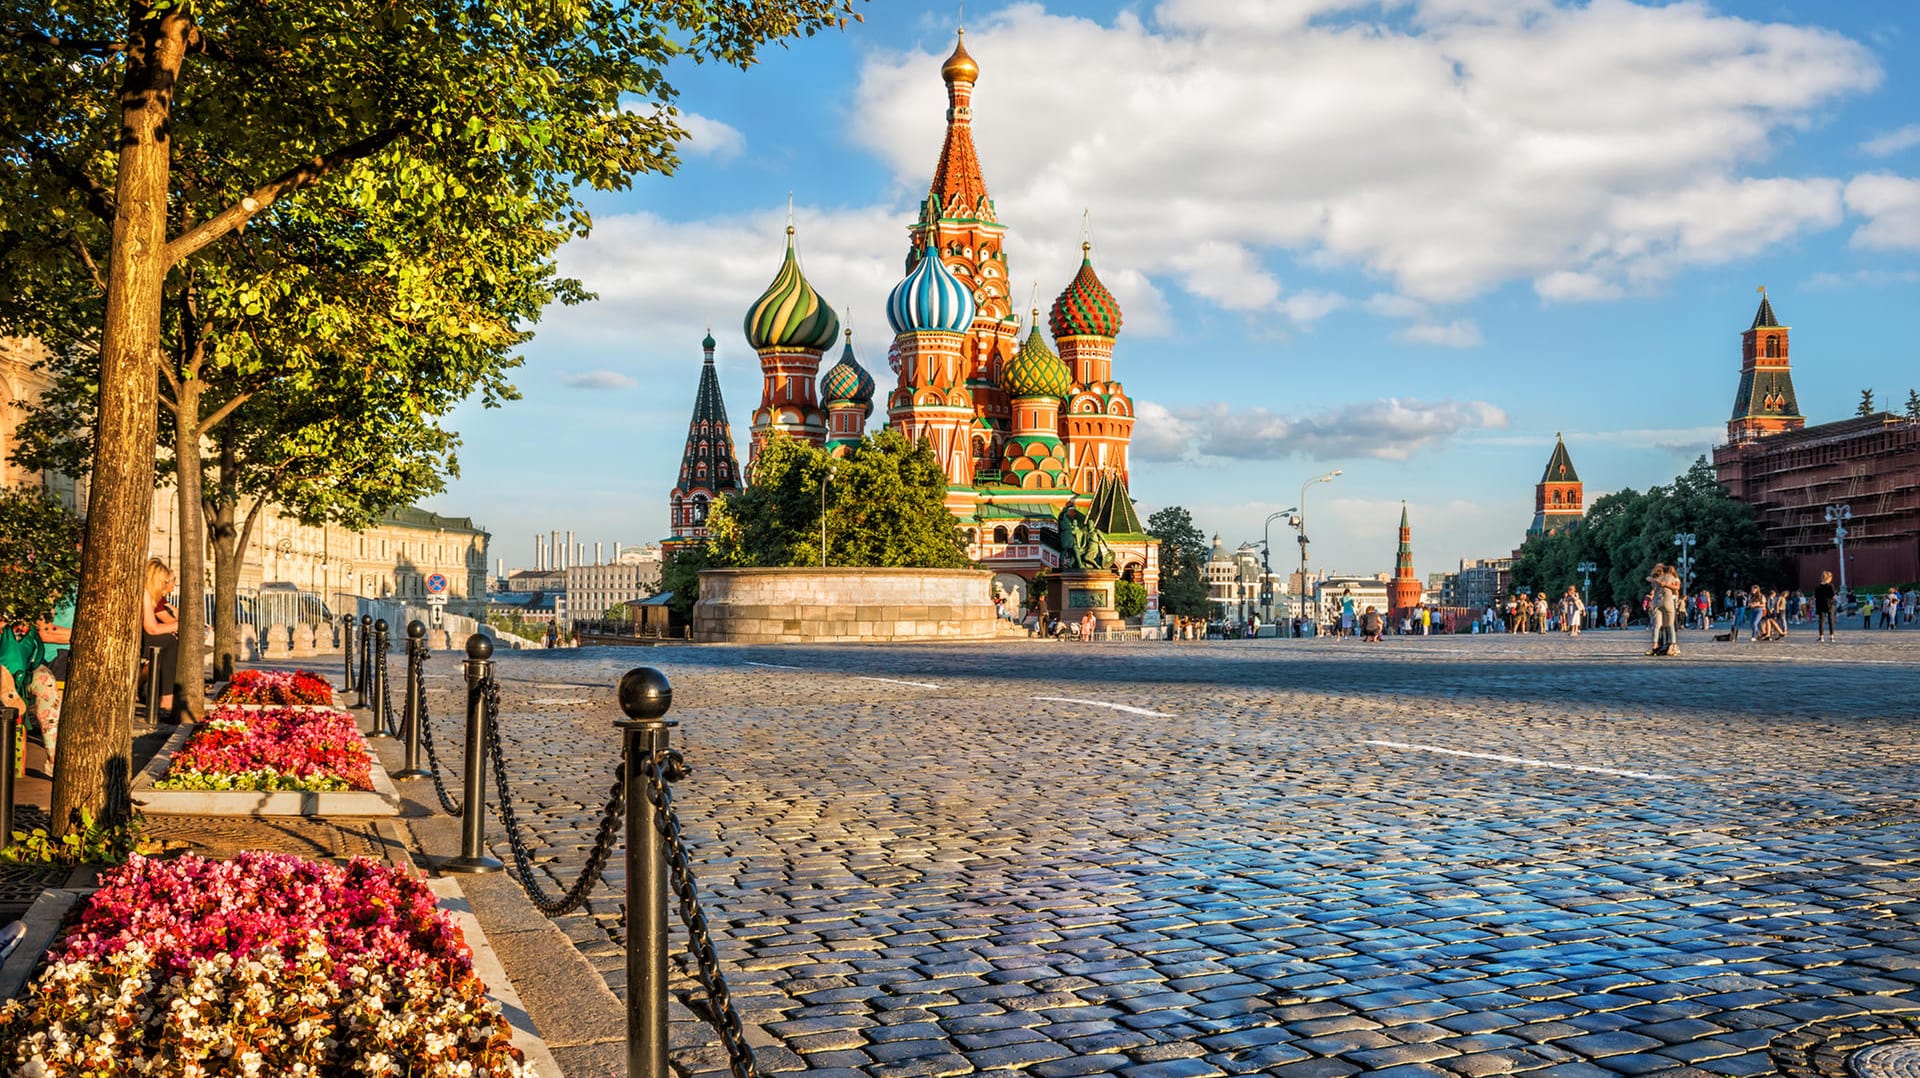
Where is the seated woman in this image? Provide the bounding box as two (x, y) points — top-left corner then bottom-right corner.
(142, 558), (180, 720)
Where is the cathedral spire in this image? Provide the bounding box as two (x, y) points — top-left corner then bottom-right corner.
(669, 333), (743, 541)
(928, 28), (992, 223)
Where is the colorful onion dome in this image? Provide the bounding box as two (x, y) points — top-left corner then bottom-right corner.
(1049, 242), (1123, 340)
(744, 227), (839, 352)
(887, 245), (977, 335)
(942, 29), (979, 84)
(1002, 311), (1072, 400)
(821, 329), (875, 407)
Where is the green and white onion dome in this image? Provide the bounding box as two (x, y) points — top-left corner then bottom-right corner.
(887, 246), (977, 335)
(743, 227), (840, 352)
(1001, 313), (1072, 400)
(821, 331), (875, 407)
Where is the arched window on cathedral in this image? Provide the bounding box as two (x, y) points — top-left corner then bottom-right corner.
(692, 495), (708, 524)
(1766, 336), (1779, 359)
(993, 526), (1008, 543)
(1013, 525), (1029, 543)
(1552, 491), (1562, 505)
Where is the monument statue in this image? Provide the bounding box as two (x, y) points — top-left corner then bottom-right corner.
(1059, 503), (1116, 572)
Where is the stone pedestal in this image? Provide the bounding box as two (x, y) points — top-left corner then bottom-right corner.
(1059, 569), (1123, 632)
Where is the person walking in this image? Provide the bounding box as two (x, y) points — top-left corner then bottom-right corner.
(1646, 563), (1681, 656)
(1883, 588), (1901, 629)
(1815, 571), (1838, 642)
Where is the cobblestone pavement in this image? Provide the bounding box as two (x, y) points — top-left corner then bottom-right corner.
(408, 628), (1920, 1077)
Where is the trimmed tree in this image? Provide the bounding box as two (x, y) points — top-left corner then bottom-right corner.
(706, 431), (969, 570)
(1147, 506), (1210, 618)
(0, 486), (84, 626)
(1, 0), (862, 828)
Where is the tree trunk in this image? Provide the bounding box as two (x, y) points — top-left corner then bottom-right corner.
(208, 432), (240, 677)
(51, 10), (191, 832)
(170, 379), (207, 720)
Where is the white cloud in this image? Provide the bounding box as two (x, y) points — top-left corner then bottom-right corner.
(558, 370), (638, 390)
(1862, 125), (1920, 158)
(676, 112), (747, 161)
(1804, 268), (1920, 291)
(1135, 397), (1508, 462)
(847, 1), (1876, 309)
(1399, 320), (1484, 348)
(1844, 173), (1920, 250)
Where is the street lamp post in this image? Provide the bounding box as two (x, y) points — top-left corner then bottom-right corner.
(1296, 471), (1341, 628)
(1825, 504), (1853, 604)
(1576, 560), (1597, 628)
(1673, 532), (1697, 629)
(1262, 508), (1298, 630)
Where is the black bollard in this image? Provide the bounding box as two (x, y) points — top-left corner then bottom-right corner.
(617, 666), (675, 1078)
(368, 619), (393, 739)
(395, 620), (430, 779)
(0, 706), (14, 852)
(355, 614), (373, 708)
(443, 634), (502, 874)
(340, 616), (355, 695)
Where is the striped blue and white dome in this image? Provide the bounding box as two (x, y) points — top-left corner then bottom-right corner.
(886, 246), (977, 336)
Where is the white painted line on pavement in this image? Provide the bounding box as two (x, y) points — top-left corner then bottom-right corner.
(1033, 695), (1172, 717)
(745, 660), (803, 670)
(1363, 740), (1678, 780)
(530, 697), (591, 705)
(857, 676), (939, 689)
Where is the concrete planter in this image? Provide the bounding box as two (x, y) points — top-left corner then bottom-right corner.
(131, 717), (402, 817)
(694, 566), (998, 643)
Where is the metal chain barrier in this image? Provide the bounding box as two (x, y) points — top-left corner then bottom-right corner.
(482, 680), (628, 917)
(640, 744), (763, 1078)
(378, 640), (398, 737)
(413, 648), (463, 817)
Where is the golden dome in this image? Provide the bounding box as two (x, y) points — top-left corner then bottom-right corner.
(941, 30), (979, 84)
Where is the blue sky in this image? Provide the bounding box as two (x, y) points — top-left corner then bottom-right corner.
(425, 0), (1920, 579)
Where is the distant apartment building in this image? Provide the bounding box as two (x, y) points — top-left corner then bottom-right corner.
(565, 545), (665, 622)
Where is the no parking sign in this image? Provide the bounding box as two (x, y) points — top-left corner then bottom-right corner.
(426, 573), (448, 595)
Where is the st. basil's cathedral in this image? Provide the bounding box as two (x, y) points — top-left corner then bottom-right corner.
(669, 31), (1158, 608)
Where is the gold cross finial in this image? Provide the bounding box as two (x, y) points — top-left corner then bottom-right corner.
(786, 192), (795, 235)
(1758, 284), (1766, 294)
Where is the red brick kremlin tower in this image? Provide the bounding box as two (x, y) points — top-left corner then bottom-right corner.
(668, 332), (744, 543)
(1726, 287), (1805, 444)
(1388, 503), (1422, 616)
(744, 226), (839, 471)
(1529, 433), (1585, 535)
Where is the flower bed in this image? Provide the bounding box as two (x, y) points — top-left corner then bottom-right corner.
(0, 853), (531, 1076)
(155, 704), (373, 792)
(219, 668), (336, 706)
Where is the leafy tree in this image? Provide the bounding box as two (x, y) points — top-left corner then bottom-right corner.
(0, 487), (84, 625)
(1114, 579), (1147, 619)
(707, 432), (968, 570)
(0, 0), (862, 828)
(1510, 457), (1779, 610)
(1906, 389), (1919, 421)
(1147, 506), (1210, 618)
(1858, 388), (1877, 417)
(655, 546), (715, 624)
